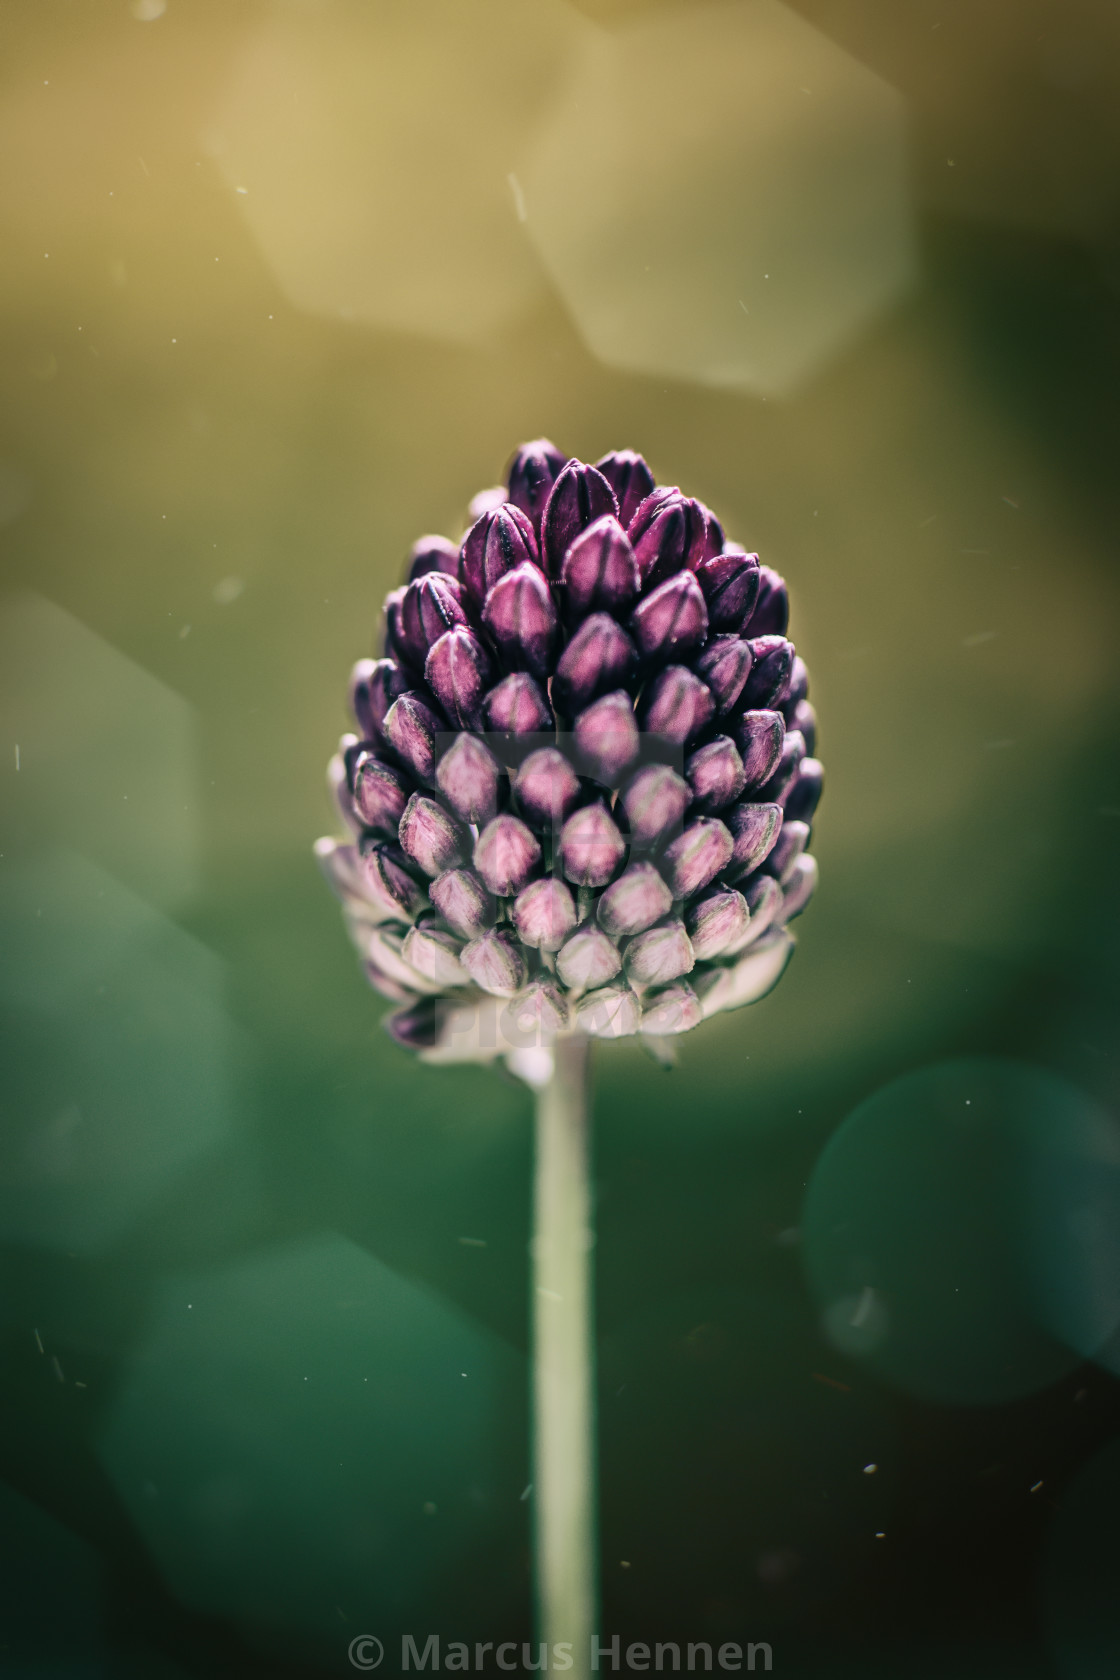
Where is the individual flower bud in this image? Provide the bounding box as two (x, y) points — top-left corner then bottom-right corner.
(329, 750), (360, 834)
(662, 817), (734, 898)
(685, 736), (746, 813)
(408, 534), (460, 580)
(351, 753), (412, 836)
(638, 665), (715, 744)
(559, 800), (626, 887)
(397, 573), (469, 670)
(621, 763), (689, 848)
(726, 873), (784, 951)
(484, 671), (554, 739)
(693, 636), (752, 715)
(554, 613), (637, 711)
(468, 486), (507, 521)
(382, 691), (444, 783)
(381, 586), (409, 663)
(556, 924), (622, 992)
(629, 571), (709, 665)
(624, 917), (695, 986)
(482, 561), (559, 679)
(424, 628), (492, 731)
(515, 747), (582, 829)
(597, 862), (672, 937)
(540, 459), (618, 576)
(384, 997), (441, 1049)
(575, 982), (641, 1039)
(782, 655), (809, 713)
(436, 731), (503, 826)
(697, 928), (793, 1016)
(507, 437), (568, 534)
(399, 792), (469, 877)
(474, 813), (542, 897)
(367, 924), (443, 995)
(685, 886), (750, 959)
(640, 981), (702, 1036)
(402, 924), (470, 987)
(315, 836), (369, 907)
(744, 565), (789, 636)
(756, 729), (805, 803)
(430, 866), (495, 937)
(350, 657), (409, 742)
(783, 757), (824, 824)
(725, 801), (783, 877)
(788, 698), (817, 755)
(502, 979), (569, 1044)
(574, 691), (640, 783)
(595, 449), (655, 528)
(460, 927), (527, 996)
(364, 952), (415, 1003)
(559, 516), (640, 619)
(628, 489), (709, 587)
(459, 502), (539, 604)
(733, 709), (785, 789)
(693, 549), (760, 632)
(360, 840), (428, 921)
(779, 853), (818, 922)
(742, 635), (795, 708)
(513, 877), (578, 951)
(763, 818), (809, 884)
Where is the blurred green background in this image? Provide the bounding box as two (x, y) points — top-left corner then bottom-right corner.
(2, 0), (1120, 1674)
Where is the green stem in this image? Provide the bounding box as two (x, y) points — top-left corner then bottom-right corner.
(532, 1032), (597, 1675)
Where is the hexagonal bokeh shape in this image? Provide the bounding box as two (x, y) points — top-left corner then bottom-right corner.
(97, 1234), (526, 1660)
(518, 0), (915, 395)
(206, 0), (592, 343)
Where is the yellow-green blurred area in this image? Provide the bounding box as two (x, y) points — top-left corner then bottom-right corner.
(2, 0), (1120, 1673)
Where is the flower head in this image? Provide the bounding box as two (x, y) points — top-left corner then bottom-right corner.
(318, 442), (822, 1066)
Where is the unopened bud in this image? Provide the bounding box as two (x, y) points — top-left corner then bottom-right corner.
(351, 753), (412, 836)
(763, 818), (809, 884)
(741, 635), (795, 708)
(783, 655), (809, 712)
(574, 691), (640, 784)
(685, 886), (750, 959)
(402, 924), (469, 987)
(620, 764), (689, 848)
(693, 548), (760, 632)
(693, 636), (752, 715)
(397, 573), (469, 670)
(685, 735), (745, 813)
(399, 792), (469, 877)
(503, 979), (569, 1043)
(360, 840), (428, 921)
(507, 437), (568, 535)
(597, 862), (672, 937)
(484, 671), (554, 740)
(733, 709), (785, 790)
(424, 628), (492, 730)
(725, 801), (782, 877)
(629, 571), (709, 664)
(408, 534), (459, 581)
(382, 691), (444, 783)
(779, 853), (818, 922)
(513, 877), (578, 951)
(350, 657), (409, 742)
(556, 924), (623, 992)
(364, 951), (415, 1003)
(788, 698), (817, 755)
(385, 997), (441, 1049)
(382, 586), (409, 664)
(743, 564), (789, 636)
(559, 516), (640, 619)
(623, 917), (695, 986)
(540, 459), (618, 576)
(474, 813), (542, 897)
(756, 729), (805, 803)
(460, 927), (527, 996)
(430, 867), (495, 937)
(638, 665), (715, 744)
(640, 981), (702, 1036)
(595, 449), (655, 527)
(575, 982), (641, 1039)
(559, 800), (626, 887)
(662, 817), (734, 898)
(628, 489), (712, 587)
(459, 503), (539, 604)
(482, 561), (559, 679)
(467, 486), (507, 521)
(783, 757), (823, 824)
(515, 747), (582, 829)
(436, 732), (502, 826)
(725, 873), (783, 951)
(554, 613), (636, 711)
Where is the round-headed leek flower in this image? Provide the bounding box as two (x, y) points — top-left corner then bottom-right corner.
(316, 442), (822, 1071)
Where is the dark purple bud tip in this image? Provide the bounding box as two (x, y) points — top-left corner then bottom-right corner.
(382, 691), (445, 783)
(574, 691), (640, 784)
(662, 817), (734, 898)
(484, 671), (554, 741)
(621, 764), (690, 848)
(430, 867), (495, 938)
(360, 840), (428, 921)
(686, 735), (746, 813)
(459, 502), (539, 604)
(540, 459), (618, 578)
(629, 571), (709, 665)
(693, 636), (752, 715)
(507, 438), (568, 535)
(482, 562), (559, 680)
(763, 819), (810, 884)
(473, 813), (542, 897)
(756, 729), (805, 803)
(513, 877), (577, 952)
(397, 573), (469, 670)
(595, 450), (656, 528)
(789, 698), (817, 756)
(744, 565), (789, 636)
(515, 747), (582, 830)
(350, 657), (409, 742)
(436, 733), (502, 827)
(408, 534), (460, 581)
(554, 613), (636, 712)
(351, 752), (413, 836)
(623, 917), (695, 987)
(742, 636), (795, 708)
(640, 980), (702, 1037)
(424, 628), (493, 731)
(638, 665), (715, 745)
(399, 792), (469, 878)
(627, 489), (697, 588)
(725, 801), (783, 877)
(685, 886), (750, 960)
(733, 709), (785, 789)
(385, 997), (441, 1050)
(556, 923), (623, 992)
(597, 862), (672, 937)
(783, 757), (824, 825)
(559, 516), (640, 619)
(559, 800), (627, 888)
(460, 927), (527, 997)
(402, 924), (470, 989)
(693, 549), (760, 632)
(780, 853), (818, 923)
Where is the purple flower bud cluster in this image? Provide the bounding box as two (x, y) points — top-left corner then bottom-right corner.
(318, 441), (822, 1059)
